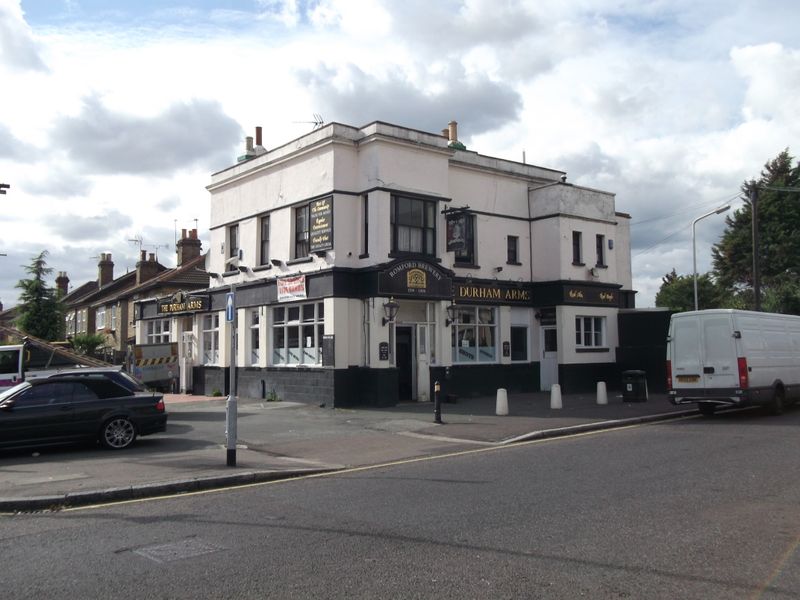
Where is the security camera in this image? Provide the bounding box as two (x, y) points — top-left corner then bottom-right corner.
(560, 175), (567, 183)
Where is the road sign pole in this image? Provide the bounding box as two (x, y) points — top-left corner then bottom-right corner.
(225, 286), (237, 466)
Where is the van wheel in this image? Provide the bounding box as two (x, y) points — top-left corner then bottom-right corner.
(698, 403), (716, 416)
(769, 388), (785, 416)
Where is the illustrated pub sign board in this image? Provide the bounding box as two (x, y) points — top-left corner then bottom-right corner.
(309, 197), (333, 253)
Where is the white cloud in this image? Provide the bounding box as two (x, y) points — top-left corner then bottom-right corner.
(0, 0), (798, 310)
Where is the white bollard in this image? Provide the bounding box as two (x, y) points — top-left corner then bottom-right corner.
(496, 388), (509, 416)
(550, 384), (562, 409)
(596, 381), (608, 405)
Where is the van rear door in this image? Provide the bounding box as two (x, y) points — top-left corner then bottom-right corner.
(671, 315), (703, 391)
(699, 312), (738, 391)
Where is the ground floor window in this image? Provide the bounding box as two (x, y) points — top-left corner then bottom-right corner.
(249, 309), (260, 365)
(452, 306), (496, 363)
(202, 313), (220, 365)
(575, 316), (605, 348)
(146, 319), (171, 344)
(272, 301), (324, 365)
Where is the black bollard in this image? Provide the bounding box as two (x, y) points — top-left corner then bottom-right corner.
(434, 380), (443, 424)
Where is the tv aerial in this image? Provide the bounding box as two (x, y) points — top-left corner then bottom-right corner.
(294, 113), (325, 131)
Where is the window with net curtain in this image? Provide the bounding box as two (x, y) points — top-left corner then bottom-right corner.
(391, 195), (436, 256)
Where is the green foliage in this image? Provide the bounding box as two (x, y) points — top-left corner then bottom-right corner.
(655, 269), (726, 312)
(712, 149), (800, 312)
(266, 388), (280, 402)
(15, 250), (64, 341)
(71, 333), (107, 356)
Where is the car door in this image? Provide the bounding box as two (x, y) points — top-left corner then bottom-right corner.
(0, 382), (76, 447)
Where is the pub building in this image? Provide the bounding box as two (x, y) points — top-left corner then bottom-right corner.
(135, 120), (635, 407)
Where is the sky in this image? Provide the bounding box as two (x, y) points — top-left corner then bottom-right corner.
(1, 0), (798, 310)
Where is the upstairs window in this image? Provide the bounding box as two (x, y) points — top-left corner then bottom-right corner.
(507, 235), (519, 264)
(96, 307), (106, 330)
(596, 234), (606, 267)
(572, 231), (583, 265)
(391, 195), (436, 257)
(259, 215), (270, 266)
(294, 204), (310, 258)
(228, 224), (239, 262)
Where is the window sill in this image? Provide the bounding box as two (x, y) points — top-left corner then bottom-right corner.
(576, 347), (610, 353)
(506, 261), (522, 266)
(252, 264), (273, 273)
(594, 264), (608, 269)
(572, 261), (585, 267)
(287, 256), (314, 266)
(389, 252), (440, 262)
(453, 263), (480, 270)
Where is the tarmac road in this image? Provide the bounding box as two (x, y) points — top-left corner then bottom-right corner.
(0, 390), (695, 511)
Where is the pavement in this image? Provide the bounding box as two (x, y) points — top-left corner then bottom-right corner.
(0, 389), (697, 512)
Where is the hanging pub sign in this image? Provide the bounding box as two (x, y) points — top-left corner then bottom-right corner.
(309, 196), (333, 253)
(277, 274), (307, 302)
(379, 259), (453, 298)
(157, 291), (210, 315)
(446, 212), (467, 252)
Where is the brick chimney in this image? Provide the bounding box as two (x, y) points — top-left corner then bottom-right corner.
(136, 250), (160, 284)
(97, 253), (114, 287)
(176, 228), (202, 266)
(55, 271), (70, 297)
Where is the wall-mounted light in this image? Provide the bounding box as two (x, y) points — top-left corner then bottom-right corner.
(382, 297), (400, 326)
(494, 266), (503, 273)
(270, 258), (284, 267)
(445, 300), (458, 327)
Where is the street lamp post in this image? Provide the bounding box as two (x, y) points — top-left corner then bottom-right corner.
(693, 205), (730, 311)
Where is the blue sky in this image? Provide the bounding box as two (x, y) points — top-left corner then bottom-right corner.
(1, 0), (799, 308)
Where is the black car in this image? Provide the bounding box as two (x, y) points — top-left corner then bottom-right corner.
(37, 367), (148, 393)
(0, 377), (167, 450)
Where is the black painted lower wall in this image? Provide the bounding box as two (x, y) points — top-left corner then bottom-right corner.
(192, 365), (398, 408)
(429, 363), (540, 400)
(558, 362), (618, 394)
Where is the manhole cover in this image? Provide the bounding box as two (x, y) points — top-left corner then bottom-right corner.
(134, 538), (224, 563)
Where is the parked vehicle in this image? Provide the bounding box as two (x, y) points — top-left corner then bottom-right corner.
(666, 309), (800, 415)
(32, 367), (148, 393)
(0, 377), (167, 450)
(0, 344), (25, 392)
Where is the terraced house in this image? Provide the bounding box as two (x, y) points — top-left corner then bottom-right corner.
(136, 121), (635, 407)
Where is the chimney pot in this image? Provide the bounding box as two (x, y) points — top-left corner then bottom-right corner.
(256, 126), (262, 146)
(448, 120), (458, 142)
(246, 136), (254, 152)
(441, 128), (449, 138)
(181, 228), (187, 240)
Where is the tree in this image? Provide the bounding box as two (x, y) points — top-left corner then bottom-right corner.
(15, 250), (64, 341)
(70, 333), (107, 357)
(655, 269), (725, 312)
(712, 149), (800, 312)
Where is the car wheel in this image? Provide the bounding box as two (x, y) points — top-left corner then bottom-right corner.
(769, 388), (785, 416)
(698, 402), (716, 417)
(101, 417), (137, 449)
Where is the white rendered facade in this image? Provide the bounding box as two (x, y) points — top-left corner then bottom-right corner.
(141, 121), (634, 405)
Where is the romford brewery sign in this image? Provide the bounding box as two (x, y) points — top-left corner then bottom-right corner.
(379, 259), (453, 298)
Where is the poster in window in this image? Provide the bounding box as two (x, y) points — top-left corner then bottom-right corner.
(446, 213), (466, 252)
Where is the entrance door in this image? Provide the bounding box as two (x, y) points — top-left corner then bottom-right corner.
(396, 326), (414, 401)
(540, 326), (558, 391)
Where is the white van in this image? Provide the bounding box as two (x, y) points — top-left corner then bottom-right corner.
(666, 309), (800, 415)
